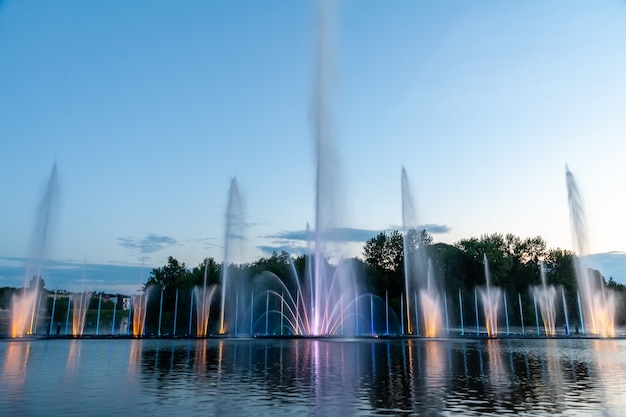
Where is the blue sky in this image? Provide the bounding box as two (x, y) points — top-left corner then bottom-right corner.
(1, 1), (626, 293)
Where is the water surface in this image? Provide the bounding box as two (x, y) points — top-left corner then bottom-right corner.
(1, 338), (625, 416)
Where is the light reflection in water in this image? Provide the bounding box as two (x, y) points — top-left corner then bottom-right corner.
(2, 342), (31, 394)
(65, 339), (82, 375)
(486, 339), (508, 398)
(1, 339), (626, 416)
(591, 340), (624, 413)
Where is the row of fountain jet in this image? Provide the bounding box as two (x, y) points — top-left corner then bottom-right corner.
(10, 163), (616, 339)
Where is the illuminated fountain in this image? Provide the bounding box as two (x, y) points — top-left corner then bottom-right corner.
(401, 166), (420, 335)
(196, 259), (218, 337)
(203, 1), (368, 337)
(419, 260), (443, 337)
(10, 287), (40, 338)
(218, 178), (246, 335)
(71, 291), (91, 337)
(533, 262), (557, 336)
(10, 163), (59, 337)
(479, 255), (501, 337)
(402, 167), (443, 337)
(566, 166), (616, 337)
(247, 258), (365, 336)
(219, 0), (363, 337)
(9, 5), (624, 343)
(305, 0), (361, 336)
(131, 288), (152, 337)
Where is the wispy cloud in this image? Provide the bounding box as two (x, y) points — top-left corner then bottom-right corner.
(117, 233), (178, 254)
(267, 224), (450, 244)
(257, 243), (310, 256)
(387, 224), (451, 234)
(421, 224), (451, 234)
(268, 227), (380, 243)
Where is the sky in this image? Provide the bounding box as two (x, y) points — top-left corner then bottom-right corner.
(1, 0), (626, 293)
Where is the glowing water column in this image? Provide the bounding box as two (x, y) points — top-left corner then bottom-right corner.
(566, 167), (616, 337)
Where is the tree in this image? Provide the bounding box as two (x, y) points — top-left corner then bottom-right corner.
(543, 248), (576, 293)
(189, 258), (221, 288)
(456, 233), (514, 287)
(249, 251), (293, 279)
(29, 275), (46, 291)
(363, 231), (403, 273)
(363, 231), (404, 298)
(146, 256), (191, 289)
(404, 229), (433, 253)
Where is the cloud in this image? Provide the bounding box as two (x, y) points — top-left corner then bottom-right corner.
(269, 227), (380, 243)
(190, 237), (220, 250)
(420, 224), (451, 234)
(117, 233), (178, 254)
(387, 224), (451, 234)
(268, 225), (450, 243)
(257, 244), (310, 256)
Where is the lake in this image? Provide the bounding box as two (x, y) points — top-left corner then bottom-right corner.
(1, 337), (625, 416)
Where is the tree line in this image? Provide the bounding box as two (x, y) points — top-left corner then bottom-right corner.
(2, 230), (624, 333)
(142, 231), (626, 327)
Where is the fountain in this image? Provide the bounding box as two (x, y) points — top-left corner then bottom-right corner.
(6, 5), (624, 344)
(195, 260), (218, 337)
(419, 260), (442, 337)
(10, 163), (59, 337)
(565, 166), (616, 337)
(131, 287), (152, 337)
(479, 255), (501, 337)
(401, 167), (443, 337)
(216, 0), (365, 338)
(302, 0), (362, 337)
(71, 291), (91, 337)
(219, 178), (245, 335)
(533, 262), (557, 336)
(9, 286), (40, 338)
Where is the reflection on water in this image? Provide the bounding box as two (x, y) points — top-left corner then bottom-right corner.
(2, 342), (31, 395)
(1, 338), (626, 416)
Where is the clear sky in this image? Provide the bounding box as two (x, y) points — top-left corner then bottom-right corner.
(1, 1), (626, 293)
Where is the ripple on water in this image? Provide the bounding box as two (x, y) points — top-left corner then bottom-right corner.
(1, 338), (626, 416)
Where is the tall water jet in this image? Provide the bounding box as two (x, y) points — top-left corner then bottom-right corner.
(401, 167), (418, 334)
(561, 287), (570, 336)
(419, 259), (442, 337)
(196, 259), (218, 337)
(312, 0), (335, 335)
(302, 0), (359, 336)
(10, 163), (59, 337)
(533, 262), (557, 336)
(401, 167), (442, 336)
(10, 284), (41, 338)
(71, 291), (90, 337)
(219, 177), (245, 335)
(131, 287), (152, 337)
(479, 255), (501, 337)
(565, 166), (616, 337)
